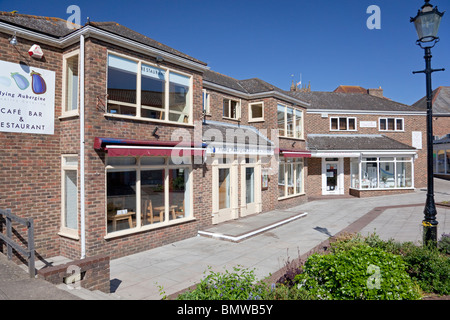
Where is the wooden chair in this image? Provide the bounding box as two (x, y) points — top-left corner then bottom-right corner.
(171, 200), (185, 220)
(142, 199), (163, 225)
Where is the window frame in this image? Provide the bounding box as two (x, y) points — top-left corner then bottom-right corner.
(61, 50), (80, 117)
(278, 158), (305, 199)
(222, 97), (241, 120)
(106, 51), (194, 125)
(277, 104), (304, 139)
(248, 101), (264, 122)
(353, 156), (414, 190)
(379, 117), (404, 132)
(104, 156), (194, 239)
(202, 89), (211, 115)
(60, 154), (79, 239)
(330, 117), (357, 131)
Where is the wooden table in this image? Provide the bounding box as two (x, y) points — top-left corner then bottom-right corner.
(108, 211), (134, 231)
(154, 205), (178, 221)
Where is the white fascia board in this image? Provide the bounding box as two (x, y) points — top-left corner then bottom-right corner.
(307, 109), (426, 116)
(0, 23), (208, 72)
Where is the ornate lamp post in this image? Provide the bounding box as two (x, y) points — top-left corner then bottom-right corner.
(411, 0), (445, 245)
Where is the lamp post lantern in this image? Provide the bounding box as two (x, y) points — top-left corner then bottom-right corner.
(411, 0), (445, 245)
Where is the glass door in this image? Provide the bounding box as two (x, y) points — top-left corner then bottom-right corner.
(240, 157), (261, 217)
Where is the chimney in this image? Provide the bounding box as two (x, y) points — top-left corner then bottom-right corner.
(368, 86), (383, 98)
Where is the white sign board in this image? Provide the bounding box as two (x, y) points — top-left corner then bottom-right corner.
(359, 121), (377, 128)
(412, 131), (422, 150)
(0, 60), (55, 134)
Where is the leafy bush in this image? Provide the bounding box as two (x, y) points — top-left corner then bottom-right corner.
(399, 243), (450, 295)
(177, 265), (268, 300)
(438, 233), (450, 255)
(294, 244), (422, 300)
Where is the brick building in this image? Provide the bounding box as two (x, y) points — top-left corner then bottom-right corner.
(288, 89), (427, 198)
(0, 12), (428, 265)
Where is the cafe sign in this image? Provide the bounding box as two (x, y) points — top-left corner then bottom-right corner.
(0, 60), (55, 134)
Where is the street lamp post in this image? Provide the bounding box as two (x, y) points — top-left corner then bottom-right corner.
(411, 0), (445, 245)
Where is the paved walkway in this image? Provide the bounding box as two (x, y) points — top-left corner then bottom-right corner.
(109, 178), (450, 300)
(1, 179), (449, 300)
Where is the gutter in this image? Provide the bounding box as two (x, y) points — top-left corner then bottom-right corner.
(80, 34), (86, 259)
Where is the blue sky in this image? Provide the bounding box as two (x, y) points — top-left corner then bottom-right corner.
(2, 0), (449, 105)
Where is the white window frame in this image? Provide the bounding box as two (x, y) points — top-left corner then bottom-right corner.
(277, 104), (304, 139)
(248, 101), (264, 122)
(61, 50), (80, 117)
(104, 156), (194, 239)
(60, 155), (79, 239)
(202, 89), (211, 115)
(355, 156), (414, 190)
(222, 97), (241, 120)
(330, 117), (357, 131)
(106, 51), (194, 126)
(379, 118), (404, 132)
(278, 158), (305, 200)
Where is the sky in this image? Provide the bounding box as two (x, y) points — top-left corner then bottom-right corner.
(1, 0), (449, 105)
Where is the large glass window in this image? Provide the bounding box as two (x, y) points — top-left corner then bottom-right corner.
(359, 156), (413, 189)
(278, 158), (304, 198)
(106, 156), (192, 234)
(169, 72), (191, 123)
(107, 53), (192, 123)
(437, 150), (445, 173)
(141, 64), (165, 120)
(277, 104), (303, 139)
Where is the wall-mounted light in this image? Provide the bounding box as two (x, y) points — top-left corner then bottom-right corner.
(152, 126), (159, 139)
(156, 56), (164, 63)
(9, 32), (17, 46)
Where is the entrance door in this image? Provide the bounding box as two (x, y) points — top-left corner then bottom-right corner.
(322, 158), (343, 195)
(212, 159), (238, 224)
(240, 157), (261, 217)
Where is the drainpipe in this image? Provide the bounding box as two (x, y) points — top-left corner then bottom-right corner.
(80, 34), (86, 259)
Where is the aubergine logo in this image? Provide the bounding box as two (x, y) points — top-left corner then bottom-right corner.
(11, 72), (29, 90)
(30, 71), (47, 94)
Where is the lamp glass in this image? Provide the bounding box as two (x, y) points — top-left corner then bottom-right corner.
(413, 9), (443, 42)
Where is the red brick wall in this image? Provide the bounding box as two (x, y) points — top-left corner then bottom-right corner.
(0, 32), (63, 259)
(434, 116), (450, 138)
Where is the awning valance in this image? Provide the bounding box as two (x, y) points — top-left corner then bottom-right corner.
(94, 137), (206, 157)
(279, 149), (312, 158)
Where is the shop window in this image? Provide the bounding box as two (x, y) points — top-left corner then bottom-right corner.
(249, 102), (264, 122)
(106, 53), (192, 124)
(379, 118), (404, 131)
(61, 155), (78, 237)
(278, 158), (304, 198)
(359, 156), (413, 189)
(106, 156), (192, 235)
(63, 52), (79, 115)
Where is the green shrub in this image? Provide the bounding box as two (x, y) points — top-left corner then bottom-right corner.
(177, 265), (268, 300)
(263, 283), (316, 300)
(438, 233), (450, 255)
(400, 243), (450, 295)
(294, 244), (422, 300)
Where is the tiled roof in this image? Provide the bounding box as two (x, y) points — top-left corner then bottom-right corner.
(0, 11), (77, 37)
(412, 86), (450, 115)
(307, 134), (416, 151)
(203, 70), (290, 97)
(0, 11), (206, 66)
(334, 85), (368, 94)
(288, 91), (423, 112)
